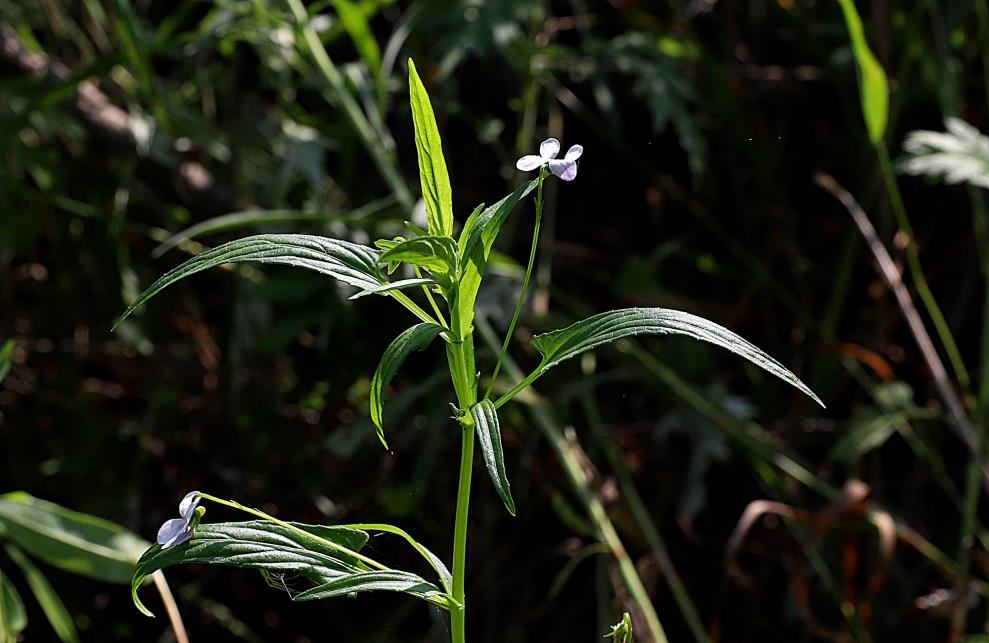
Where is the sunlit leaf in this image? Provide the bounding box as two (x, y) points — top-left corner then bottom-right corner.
(836, 0), (888, 144)
(0, 568), (27, 634)
(470, 400), (515, 516)
(5, 545), (80, 643)
(344, 523), (452, 593)
(902, 118), (989, 189)
(0, 492), (148, 584)
(378, 236), (458, 280)
(131, 521), (369, 617)
(454, 181), (538, 338)
(531, 308), (823, 407)
(331, 0), (383, 99)
(293, 570), (445, 605)
(408, 59), (453, 237)
(350, 278), (437, 300)
(370, 323), (445, 447)
(115, 234), (383, 328)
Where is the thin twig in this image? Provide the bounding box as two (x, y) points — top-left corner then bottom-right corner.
(152, 571), (190, 643)
(814, 171), (989, 495)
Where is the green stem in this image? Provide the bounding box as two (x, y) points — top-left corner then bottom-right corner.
(390, 290), (442, 326)
(875, 144), (971, 391)
(485, 168), (546, 400)
(450, 418), (475, 643)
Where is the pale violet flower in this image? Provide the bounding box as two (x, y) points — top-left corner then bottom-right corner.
(516, 138), (583, 181)
(156, 491), (201, 548)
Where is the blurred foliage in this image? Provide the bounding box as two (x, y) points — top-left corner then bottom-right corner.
(3, 0), (989, 641)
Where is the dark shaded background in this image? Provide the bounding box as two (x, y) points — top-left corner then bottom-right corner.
(2, 1), (988, 641)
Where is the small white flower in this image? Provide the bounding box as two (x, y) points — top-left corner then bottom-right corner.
(156, 491), (201, 548)
(516, 138), (583, 181)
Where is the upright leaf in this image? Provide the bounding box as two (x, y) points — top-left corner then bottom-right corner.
(0, 492), (148, 584)
(0, 568), (27, 635)
(470, 400), (516, 516)
(131, 521), (369, 616)
(836, 0), (888, 144)
(370, 323), (445, 446)
(0, 339), (13, 384)
(5, 545), (80, 643)
(115, 235), (384, 327)
(531, 308), (824, 407)
(454, 180), (538, 338)
(408, 59), (453, 237)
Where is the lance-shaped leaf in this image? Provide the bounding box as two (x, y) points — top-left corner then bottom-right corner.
(5, 545), (80, 643)
(115, 235), (384, 327)
(350, 278), (437, 300)
(131, 521), (369, 616)
(0, 568), (27, 634)
(370, 323), (445, 447)
(345, 523), (452, 593)
(293, 570), (446, 606)
(531, 308), (824, 407)
(836, 0), (888, 144)
(454, 180), (539, 338)
(408, 59), (453, 237)
(379, 236), (458, 283)
(470, 400), (516, 516)
(0, 492), (148, 584)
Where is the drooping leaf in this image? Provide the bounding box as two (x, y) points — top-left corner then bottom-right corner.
(151, 200), (391, 258)
(378, 236), (458, 281)
(901, 118), (989, 189)
(408, 59), (453, 237)
(836, 0), (888, 144)
(454, 180), (538, 338)
(370, 323), (445, 447)
(292, 570), (446, 606)
(5, 545), (80, 643)
(345, 523), (452, 593)
(0, 492), (148, 584)
(470, 400), (516, 516)
(0, 568), (27, 634)
(530, 308), (823, 407)
(131, 521), (369, 617)
(350, 278), (437, 300)
(115, 234), (384, 328)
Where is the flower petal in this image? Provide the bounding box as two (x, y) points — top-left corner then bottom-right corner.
(564, 144), (583, 161)
(178, 491), (201, 520)
(516, 155), (546, 172)
(548, 158), (578, 181)
(539, 138), (560, 160)
(157, 518), (193, 548)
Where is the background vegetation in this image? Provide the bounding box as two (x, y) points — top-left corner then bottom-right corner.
(2, 0), (989, 641)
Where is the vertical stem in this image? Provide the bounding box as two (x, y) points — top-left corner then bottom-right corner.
(485, 168), (546, 399)
(450, 419), (476, 643)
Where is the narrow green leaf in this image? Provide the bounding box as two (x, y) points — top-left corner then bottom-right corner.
(379, 235), (458, 280)
(115, 234), (383, 328)
(0, 568), (27, 634)
(131, 521), (369, 617)
(470, 400), (516, 515)
(0, 492), (148, 584)
(836, 0), (888, 144)
(349, 278), (437, 300)
(408, 59), (453, 237)
(344, 523), (452, 593)
(0, 339), (13, 384)
(370, 323), (445, 447)
(531, 308), (824, 407)
(454, 180), (538, 339)
(151, 199), (391, 258)
(5, 545), (80, 643)
(292, 570), (445, 605)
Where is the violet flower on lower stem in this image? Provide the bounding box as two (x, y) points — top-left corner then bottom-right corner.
(156, 491), (201, 548)
(516, 137), (583, 181)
